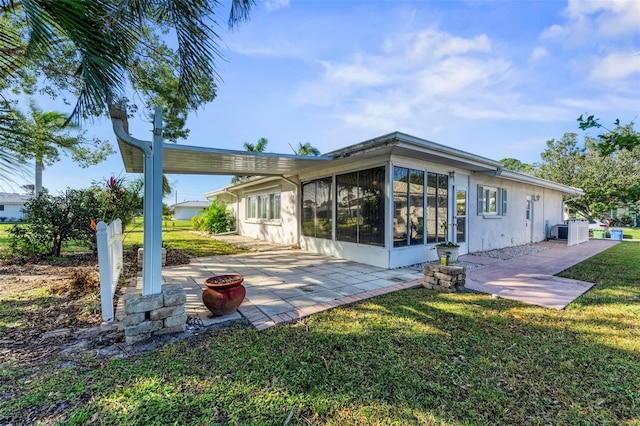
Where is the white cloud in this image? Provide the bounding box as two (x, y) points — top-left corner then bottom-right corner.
(529, 46), (548, 62)
(589, 51), (640, 81)
(295, 28), (522, 130)
(230, 39), (306, 58)
(542, 0), (640, 43)
(264, 0), (290, 12)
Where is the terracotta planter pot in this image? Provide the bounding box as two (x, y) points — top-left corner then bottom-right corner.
(202, 274), (246, 316)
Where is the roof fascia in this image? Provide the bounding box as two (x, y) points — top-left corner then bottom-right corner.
(494, 170), (585, 196)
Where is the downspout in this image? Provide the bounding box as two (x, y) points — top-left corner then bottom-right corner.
(222, 188), (239, 234)
(281, 175), (300, 246)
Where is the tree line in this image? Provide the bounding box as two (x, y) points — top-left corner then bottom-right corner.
(501, 118), (639, 220)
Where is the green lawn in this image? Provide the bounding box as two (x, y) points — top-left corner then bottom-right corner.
(123, 219), (244, 257)
(0, 223), (10, 251)
(618, 226), (640, 240)
(1, 242), (639, 425)
(0, 219), (245, 258)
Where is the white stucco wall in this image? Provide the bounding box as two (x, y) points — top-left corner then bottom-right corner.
(173, 206), (207, 221)
(234, 179), (299, 246)
(0, 204), (25, 221)
(467, 175), (565, 253)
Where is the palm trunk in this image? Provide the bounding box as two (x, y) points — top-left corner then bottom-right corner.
(35, 158), (43, 196)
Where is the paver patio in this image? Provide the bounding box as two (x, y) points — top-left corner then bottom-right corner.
(147, 250), (423, 329)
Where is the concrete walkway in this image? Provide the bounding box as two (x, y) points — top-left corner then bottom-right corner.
(462, 239), (619, 309)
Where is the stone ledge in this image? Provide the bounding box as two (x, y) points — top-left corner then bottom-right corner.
(423, 263), (466, 292)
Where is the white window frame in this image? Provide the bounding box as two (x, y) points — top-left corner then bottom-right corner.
(246, 191), (282, 223)
(484, 186), (499, 215)
(477, 185), (507, 217)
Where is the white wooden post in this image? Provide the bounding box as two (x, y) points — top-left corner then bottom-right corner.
(140, 109), (164, 295)
(97, 219), (123, 322)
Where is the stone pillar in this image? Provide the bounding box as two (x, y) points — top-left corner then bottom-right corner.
(122, 285), (187, 344)
(423, 264), (466, 292)
(137, 247), (167, 269)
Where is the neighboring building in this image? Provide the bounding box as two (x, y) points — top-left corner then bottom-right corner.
(170, 200), (211, 221)
(0, 193), (32, 222)
(206, 132), (584, 269)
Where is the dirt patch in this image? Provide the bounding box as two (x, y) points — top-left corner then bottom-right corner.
(0, 249), (193, 368)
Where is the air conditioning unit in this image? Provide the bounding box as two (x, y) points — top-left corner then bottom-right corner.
(549, 224), (568, 240)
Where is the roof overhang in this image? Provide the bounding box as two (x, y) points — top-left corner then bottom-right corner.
(494, 170), (585, 196)
(325, 132), (504, 172)
(117, 138), (331, 176)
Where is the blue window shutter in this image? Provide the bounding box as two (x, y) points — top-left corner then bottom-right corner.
(477, 185), (484, 215)
(502, 189), (507, 215)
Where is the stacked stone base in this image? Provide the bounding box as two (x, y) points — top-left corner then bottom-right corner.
(423, 263), (466, 292)
(123, 285), (187, 345)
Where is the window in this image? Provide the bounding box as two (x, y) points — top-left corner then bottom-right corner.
(393, 166), (424, 247)
(246, 191), (281, 221)
(427, 173), (448, 243)
(302, 178), (332, 239)
(0, 205), (4, 211)
(477, 185), (507, 216)
(336, 166), (385, 246)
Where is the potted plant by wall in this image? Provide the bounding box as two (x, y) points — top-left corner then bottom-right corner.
(435, 222), (460, 263)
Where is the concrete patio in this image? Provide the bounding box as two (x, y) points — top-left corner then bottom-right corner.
(116, 239), (620, 330)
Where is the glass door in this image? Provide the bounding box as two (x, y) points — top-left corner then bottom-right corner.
(455, 188), (467, 254)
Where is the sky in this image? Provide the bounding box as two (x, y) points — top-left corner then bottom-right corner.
(4, 0), (640, 202)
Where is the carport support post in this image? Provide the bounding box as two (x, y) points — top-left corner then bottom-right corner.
(142, 107), (164, 295)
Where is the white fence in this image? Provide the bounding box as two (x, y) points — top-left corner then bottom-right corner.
(97, 219), (123, 322)
(567, 220), (589, 246)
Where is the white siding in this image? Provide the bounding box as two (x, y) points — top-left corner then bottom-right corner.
(236, 179), (299, 245)
(467, 176), (564, 253)
(0, 204), (25, 221)
(173, 206), (208, 221)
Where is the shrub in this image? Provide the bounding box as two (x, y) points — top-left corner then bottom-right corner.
(197, 200), (234, 234)
(9, 191), (101, 257)
(191, 215), (203, 230)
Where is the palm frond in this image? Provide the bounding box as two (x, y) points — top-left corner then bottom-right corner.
(229, 0), (256, 28)
(0, 101), (29, 187)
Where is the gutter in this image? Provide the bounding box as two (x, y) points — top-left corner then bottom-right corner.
(224, 188), (239, 233)
(110, 107), (152, 157)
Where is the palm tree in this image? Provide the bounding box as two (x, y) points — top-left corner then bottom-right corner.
(13, 101), (114, 195)
(292, 142), (321, 156)
(1, 0), (255, 185)
(232, 137), (269, 184)
(0, 0), (255, 120)
(243, 137), (269, 153)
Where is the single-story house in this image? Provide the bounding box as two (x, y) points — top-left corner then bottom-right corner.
(205, 132), (584, 269)
(0, 193), (32, 222)
(170, 200), (211, 221)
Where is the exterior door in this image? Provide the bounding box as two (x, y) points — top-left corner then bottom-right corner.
(454, 187), (468, 254)
(526, 196), (533, 242)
